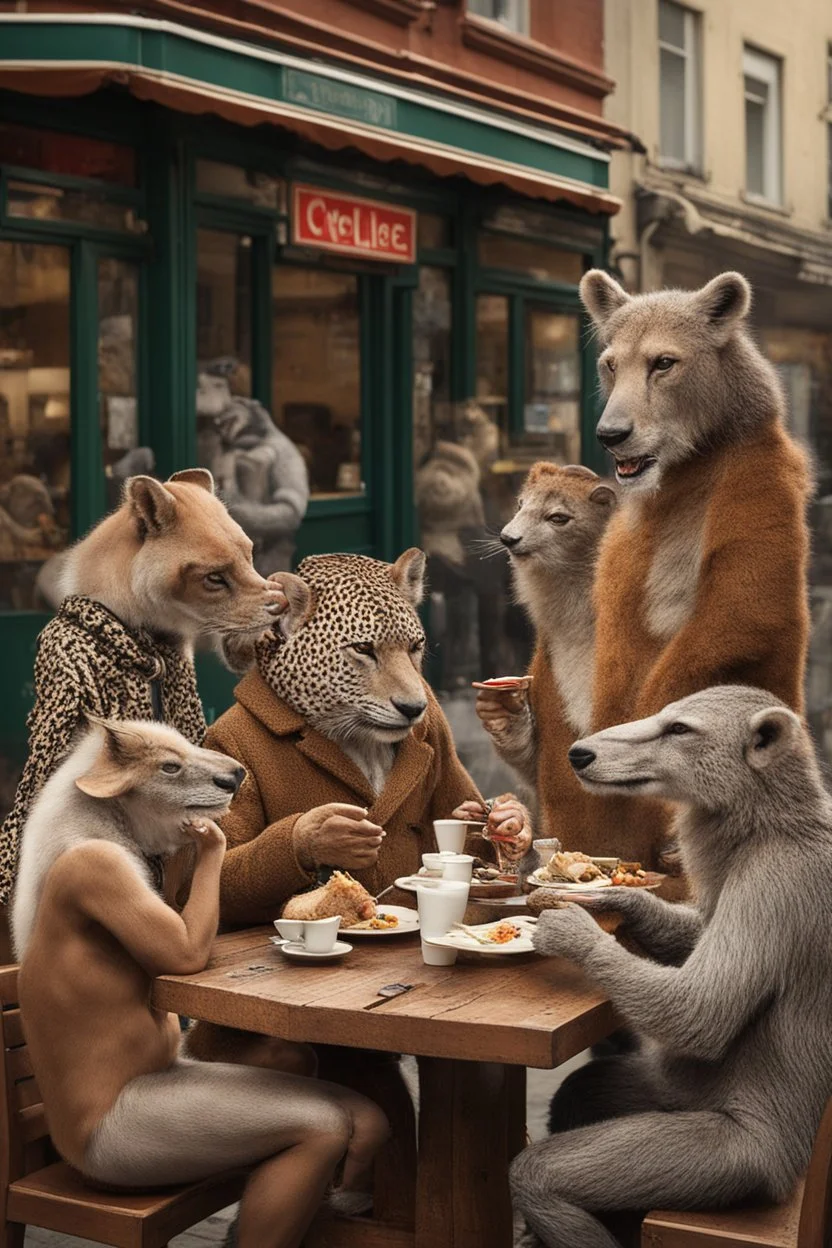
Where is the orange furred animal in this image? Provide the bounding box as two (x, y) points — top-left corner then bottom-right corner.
(581, 269), (812, 866)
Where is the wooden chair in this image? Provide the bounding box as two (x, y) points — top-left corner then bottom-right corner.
(0, 965), (248, 1248)
(642, 1096), (832, 1247)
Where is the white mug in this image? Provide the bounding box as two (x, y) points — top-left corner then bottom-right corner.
(433, 819), (468, 854)
(439, 853), (475, 883)
(275, 915), (341, 953)
(415, 879), (470, 965)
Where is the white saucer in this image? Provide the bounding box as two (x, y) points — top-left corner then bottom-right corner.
(273, 938), (353, 961)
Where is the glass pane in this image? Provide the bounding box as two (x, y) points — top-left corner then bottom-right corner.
(475, 295), (509, 438)
(196, 230), (253, 394)
(477, 234), (583, 284)
(0, 242), (71, 611)
(195, 160), (286, 212)
(745, 94), (766, 196)
(417, 213), (452, 251)
(660, 48), (687, 162)
(98, 259), (140, 494)
(659, 0), (686, 50)
(7, 182), (144, 234)
(524, 308), (582, 463)
(272, 268), (361, 498)
(413, 267), (452, 466)
(0, 123), (136, 185)
(468, 0), (527, 34)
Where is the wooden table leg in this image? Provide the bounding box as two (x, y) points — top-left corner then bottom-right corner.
(416, 1057), (527, 1248)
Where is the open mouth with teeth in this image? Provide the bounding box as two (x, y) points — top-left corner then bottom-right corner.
(614, 456), (657, 482)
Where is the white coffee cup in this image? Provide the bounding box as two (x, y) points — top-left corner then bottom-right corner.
(415, 879), (470, 965)
(275, 918), (304, 942)
(433, 819), (468, 854)
(440, 853), (474, 883)
(275, 915), (341, 953)
(532, 838), (561, 867)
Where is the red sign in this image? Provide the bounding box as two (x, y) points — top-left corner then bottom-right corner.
(292, 184), (416, 263)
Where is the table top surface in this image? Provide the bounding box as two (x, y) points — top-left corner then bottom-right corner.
(153, 926), (615, 1069)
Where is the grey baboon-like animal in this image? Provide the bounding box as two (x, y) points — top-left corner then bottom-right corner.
(511, 685), (832, 1248)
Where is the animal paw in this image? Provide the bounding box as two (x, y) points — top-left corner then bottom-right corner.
(532, 903), (601, 963)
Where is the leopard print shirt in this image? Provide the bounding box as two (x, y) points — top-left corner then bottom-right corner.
(0, 596), (206, 903)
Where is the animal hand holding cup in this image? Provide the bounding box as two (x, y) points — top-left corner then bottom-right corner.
(532, 903), (602, 963)
(474, 687), (530, 739)
(294, 803), (386, 871)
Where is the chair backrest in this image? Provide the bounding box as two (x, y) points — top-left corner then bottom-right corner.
(798, 1094), (832, 1246)
(0, 965), (49, 1194)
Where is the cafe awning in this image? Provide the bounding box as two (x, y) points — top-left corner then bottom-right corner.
(0, 12), (620, 215)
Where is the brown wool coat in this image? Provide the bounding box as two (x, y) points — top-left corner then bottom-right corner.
(204, 669), (487, 927)
(591, 418), (811, 866)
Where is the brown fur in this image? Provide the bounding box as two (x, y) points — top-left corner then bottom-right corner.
(492, 463), (624, 854)
(62, 469), (285, 652)
(581, 271), (812, 866)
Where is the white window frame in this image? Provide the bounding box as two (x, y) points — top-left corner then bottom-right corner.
(467, 0), (530, 38)
(743, 46), (782, 206)
(658, 0), (701, 172)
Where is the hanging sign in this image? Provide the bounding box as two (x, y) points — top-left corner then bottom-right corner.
(292, 184), (416, 263)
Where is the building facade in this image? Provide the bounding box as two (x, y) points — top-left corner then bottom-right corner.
(0, 0), (629, 807)
(604, 0), (832, 758)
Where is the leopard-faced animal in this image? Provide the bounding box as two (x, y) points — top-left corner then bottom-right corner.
(257, 550), (428, 793)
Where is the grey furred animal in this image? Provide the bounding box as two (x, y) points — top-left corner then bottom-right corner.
(511, 685), (832, 1248)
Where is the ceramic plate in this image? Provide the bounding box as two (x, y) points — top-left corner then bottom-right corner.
(345, 905), (420, 938)
(526, 871), (613, 891)
(423, 918), (536, 956)
(273, 938), (353, 961)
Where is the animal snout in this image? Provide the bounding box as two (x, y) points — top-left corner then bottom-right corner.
(392, 697), (427, 722)
(500, 530), (522, 549)
(597, 426), (633, 449)
(213, 766), (245, 794)
(568, 747), (596, 772)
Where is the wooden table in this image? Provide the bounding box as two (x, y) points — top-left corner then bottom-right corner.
(153, 926), (616, 1248)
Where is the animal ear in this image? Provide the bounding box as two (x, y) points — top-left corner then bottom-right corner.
(580, 270), (630, 329)
(693, 272), (751, 333)
(561, 465), (599, 481)
(390, 548), (427, 607)
(745, 706), (801, 771)
(589, 484), (617, 509)
(167, 468), (215, 494)
(76, 719), (145, 799)
(124, 475), (177, 537)
(271, 572), (313, 638)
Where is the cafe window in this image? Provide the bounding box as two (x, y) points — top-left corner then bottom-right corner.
(0, 123), (137, 185)
(0, 241), (71, 611)
(475, 294), (510, 438)
(413, 266), (452, 466)
(523, 308), (582, 463)
(98, 258), (140, 477)
(478, 234), (583, 285)
(196, 230), (253, 393)
(272, 268), (362, 497)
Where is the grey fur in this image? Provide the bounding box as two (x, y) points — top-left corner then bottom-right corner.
(511, 684), (832, 1247)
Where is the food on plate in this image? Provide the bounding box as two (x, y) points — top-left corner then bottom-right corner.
(453, 920), (523, 945)
(282, 871), (376, 928)
(471, 675), (533, 691)
(610, 862), (654, 887)
(351, 912), (400, 931)
(536, 851), (607, 885)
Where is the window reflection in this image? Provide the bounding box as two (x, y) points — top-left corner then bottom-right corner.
(98, 258), (139, 488)
(0, 242), (70, 611)
(196, 230), (253, 393)
(413, 266), (452, 467)
(524, 308), (581, 462)
(478, 234), (583, 284)
(7, 182), (144, 234)
(475, 294), (509, 437)
(272, 268), (362, 497)
(196, 160), (285, 212)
